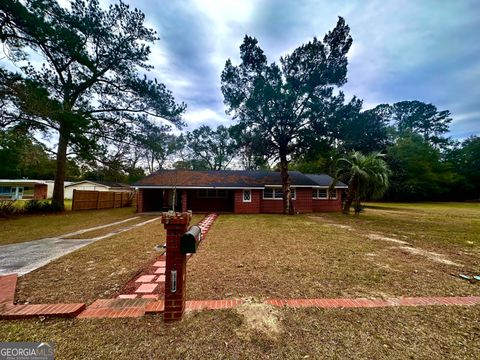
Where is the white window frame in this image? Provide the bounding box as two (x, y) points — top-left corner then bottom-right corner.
(328, 189), (337, 199)
(242, 189), (252, 202)
(263, 187), (296, 200)
(313, 188), (328, 200)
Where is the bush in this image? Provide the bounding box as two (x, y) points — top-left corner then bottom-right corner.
(0, 200), (22, 218)
(24, 200), (63, 214)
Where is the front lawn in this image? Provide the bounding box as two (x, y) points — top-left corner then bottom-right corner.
(186, 203), (480, 300)
(0, 206), (137, 245)
(1, 305), (479, 359)
(2, 203), (480, 359)
(14, 214), (203, 304)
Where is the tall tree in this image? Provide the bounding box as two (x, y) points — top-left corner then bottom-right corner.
(221, 17), (352, 214)
(338, 151), (390, 214)
(386, 132), (459, 200)
(136, 123), (179, 174)
(390, 101), (452, 147)
(341, 107), (391, 153)
(455, 136), (480, 199)
(184, 125), (236, 170)
(229, 123), (269, 170)
(0, 0), (185, 209)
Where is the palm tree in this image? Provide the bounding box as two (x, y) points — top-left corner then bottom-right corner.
(338, 151), (390, 214)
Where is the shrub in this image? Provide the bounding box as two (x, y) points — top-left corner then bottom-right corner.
(0, 200), (21, 218)
(24, 200), (63, 214)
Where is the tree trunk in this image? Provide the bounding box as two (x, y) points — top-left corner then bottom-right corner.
(51, 124), (69, 211)
(279, 153), (293, 215)
(342, 176), (358, 214)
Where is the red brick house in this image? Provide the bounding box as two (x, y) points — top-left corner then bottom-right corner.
(134, 170), (347, 214)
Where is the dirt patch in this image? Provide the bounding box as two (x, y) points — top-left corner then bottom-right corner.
(324, 223), (353, 230)
(236, 302), (282, 340)
(366, 233), (410, 245)
(397, 246), (462, 267)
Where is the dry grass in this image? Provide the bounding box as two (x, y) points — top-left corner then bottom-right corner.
(329, 202), (480, 251)
(14, 215), (203, 304)
(0, 207), (137, 245)
(3, 204), (480, 359)
(61, 216), (150, 239)
(186, 203), (480, 300)
(0, 305), (479, 359)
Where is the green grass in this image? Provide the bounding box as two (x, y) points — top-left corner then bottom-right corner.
(10, 199), (73, 210)
(333, 201), (480, 249)
(0, 206), (137, 245)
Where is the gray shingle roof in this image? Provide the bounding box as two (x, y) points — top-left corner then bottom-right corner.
(304, 174), (347, 188)
(134, 170), (347, 188)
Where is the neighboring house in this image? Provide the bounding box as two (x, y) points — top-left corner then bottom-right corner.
(64, 180), (131, 199)
(133, 170), (347, 214)
(0, 179), (49, 200)
(44, 180), (74, 198)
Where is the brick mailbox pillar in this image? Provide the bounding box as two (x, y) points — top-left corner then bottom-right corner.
(161, 211), (192, 322)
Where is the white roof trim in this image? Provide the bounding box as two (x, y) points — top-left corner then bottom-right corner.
(0, 179), (47, 185)
(66, 180), (111, 188)
(134, 186), (265, 190)
(135, 185), (347, 190)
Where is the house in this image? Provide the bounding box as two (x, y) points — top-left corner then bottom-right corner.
(133, 170), (347, 214)
(0, 179), (49, 200)
(64, 180), (131, 199)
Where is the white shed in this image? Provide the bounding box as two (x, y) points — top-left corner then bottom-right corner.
(64, 180), (131, 199)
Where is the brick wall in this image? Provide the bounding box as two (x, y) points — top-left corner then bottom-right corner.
(260, 197), (283, 213)
(312, 189), (342, 212)
(137, 189), (144, 212)
(139, 187), (343, 214)
(33, 184), (47, 200)
(234, 189), (261, 213)
(259, 188), (313, 214)
(293, 188), (313, 213)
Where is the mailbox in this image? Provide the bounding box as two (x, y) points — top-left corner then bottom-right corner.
(180, 225), (202, 254)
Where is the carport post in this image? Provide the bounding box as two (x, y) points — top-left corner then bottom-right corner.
(161, 211), (191, 322)
(181, 189), (187, 213)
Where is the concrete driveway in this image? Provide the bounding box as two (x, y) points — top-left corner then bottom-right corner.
(0, 238), (97, 275)
(0, 216), (160, 275)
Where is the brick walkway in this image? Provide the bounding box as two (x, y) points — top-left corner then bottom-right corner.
(3, 214), (479, 320)
(1, 274), (479, 320)
(115, 213), (219, 300)
(0, 274), (84, 319)
(77, 296), (480, 319)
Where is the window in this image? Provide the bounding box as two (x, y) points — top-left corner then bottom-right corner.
(197, 189), (228, 198)
(207, 189), (216, 198)
(263, 187), (296, 200)
(290, 188), (296, 199)
(328, 189), (337, 199)
(242, 189), (251, 202)
(263, 188), (274, 199)
(313, 189), (328, 199)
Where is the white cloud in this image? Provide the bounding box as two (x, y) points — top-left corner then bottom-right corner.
(183, 108), (230, 130)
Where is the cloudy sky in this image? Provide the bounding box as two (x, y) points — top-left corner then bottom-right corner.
(13, 0), (472, 140)
(117, 0), (478, 140)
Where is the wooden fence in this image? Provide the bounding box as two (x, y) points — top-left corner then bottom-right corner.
(72, 190), (135, 211)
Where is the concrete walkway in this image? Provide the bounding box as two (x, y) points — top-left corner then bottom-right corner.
(0, 217), (160, 276)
